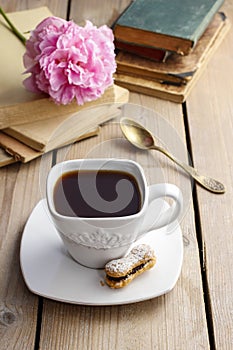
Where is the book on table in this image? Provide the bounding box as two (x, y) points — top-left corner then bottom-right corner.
(116, 12), (227, 86)
(114, 0), (224, 56)
(0, 82), (129, 166)
(114, 12), (230, 103)
(1, 96), (124, 153)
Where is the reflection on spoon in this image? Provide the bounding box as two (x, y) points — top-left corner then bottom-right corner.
(120, 118), (225, 194)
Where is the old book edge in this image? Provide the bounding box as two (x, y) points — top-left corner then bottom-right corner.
(115, 12), (227, 86)
(115, 16), (230, 103)
(3, 85), (129, 151)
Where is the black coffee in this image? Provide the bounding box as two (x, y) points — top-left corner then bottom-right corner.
(53, 169), (142, 218)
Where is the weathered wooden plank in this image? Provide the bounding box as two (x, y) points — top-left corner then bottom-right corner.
(0, 0), (218, 349)
(37, 3), (209, 348)
(38, 93), (210, 349)
(0, 0), (68, 18)
(185, 1), (233, 348)
(69, 0), (132, 26)
(0, 1), (68, 350)
(0, 155), (54, 350)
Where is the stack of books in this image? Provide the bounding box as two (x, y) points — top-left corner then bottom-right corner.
(113, 0), (230, 103)
(0, 7), (129, 167)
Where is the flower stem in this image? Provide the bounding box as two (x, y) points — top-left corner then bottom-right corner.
(0, 7), (26, 45)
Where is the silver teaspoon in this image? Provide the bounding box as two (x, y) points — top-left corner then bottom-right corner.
(120, 118), (225, 194)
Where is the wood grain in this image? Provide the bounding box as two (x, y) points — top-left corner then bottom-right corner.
(0, 1), (68, 350)
(38, 94), (210, 349)
(0, 0), (68, 18)
(2, 0), (232, 349)
(185, 1), (233, 348)
(70, 0), (132, 26)
(0, 154), (54, 349)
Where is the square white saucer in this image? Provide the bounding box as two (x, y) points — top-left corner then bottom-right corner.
(20, 199), (183, 305)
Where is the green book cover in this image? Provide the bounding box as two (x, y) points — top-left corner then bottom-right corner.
(114, 0), (224, 54)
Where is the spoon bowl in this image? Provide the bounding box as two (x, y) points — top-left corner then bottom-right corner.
(120, 119), (155, 150)
(120, 118), (225, 194)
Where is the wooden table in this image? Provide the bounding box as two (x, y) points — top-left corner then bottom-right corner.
(1, 1), (232, 349)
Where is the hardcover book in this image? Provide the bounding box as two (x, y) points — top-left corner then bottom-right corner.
(115, 13), (230, 103)
(116, 12), (227, 86)
(114, 0), (224, 55)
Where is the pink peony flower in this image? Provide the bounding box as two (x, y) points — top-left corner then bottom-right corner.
(23, 17), (116, 105)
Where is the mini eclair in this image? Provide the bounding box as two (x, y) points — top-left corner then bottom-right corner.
(105, 244), (156, 288)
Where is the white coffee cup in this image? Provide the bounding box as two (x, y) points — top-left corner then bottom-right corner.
(46, 158), (183, 268)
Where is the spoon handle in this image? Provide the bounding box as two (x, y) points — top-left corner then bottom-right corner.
(153, 146), (225, 194)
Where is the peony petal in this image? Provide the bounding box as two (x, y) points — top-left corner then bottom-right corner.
(23, 16), (116, 105)
(23, 76), (41, 93)
(49, 67), (68, 91)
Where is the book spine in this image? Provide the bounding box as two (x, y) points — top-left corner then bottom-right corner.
(115, 40), (170, 62)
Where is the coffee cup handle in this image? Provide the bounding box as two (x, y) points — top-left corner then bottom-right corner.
(139, 183), (183, 235)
